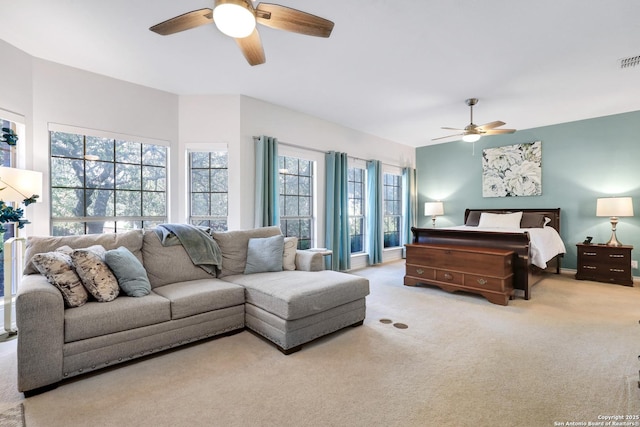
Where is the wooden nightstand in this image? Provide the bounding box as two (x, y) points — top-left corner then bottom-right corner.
(575, 243), (633, 286)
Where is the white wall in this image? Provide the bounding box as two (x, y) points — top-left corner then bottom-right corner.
(238, 96), (415, 249)
(178, 95), (242, 228)
(0, 40), (417, 256)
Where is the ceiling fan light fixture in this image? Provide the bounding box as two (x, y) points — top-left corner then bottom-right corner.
(462, 134), (481, 143)
(213, 0), (256, 38)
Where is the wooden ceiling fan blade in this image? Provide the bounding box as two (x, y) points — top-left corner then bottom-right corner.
(483, 128), (516, 135)
(441, 127), (465, 131)
(256, 3), (334, 37)
(477, 120), (506, 130)
(235, 29), (266, 66)
(149, 8), (213, 35)
(432, 133), (464, 141)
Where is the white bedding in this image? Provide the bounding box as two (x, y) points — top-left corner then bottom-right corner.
(445, 225), (567, 269)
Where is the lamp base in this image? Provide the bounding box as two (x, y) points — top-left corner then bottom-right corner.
(605, 217), (623, 246)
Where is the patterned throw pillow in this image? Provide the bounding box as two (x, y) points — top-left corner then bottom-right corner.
(31, 252), (89, 308)
(71, 248), (120, 302)
(282, 236), (298, 271)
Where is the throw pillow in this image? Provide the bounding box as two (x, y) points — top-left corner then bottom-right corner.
(71, 248), (120, 302)
(31, 252), (89, 308)
(282, 236), (298, 271)
(212, 226), (282, 277)
(520, 212), (545, 228)
(244, 234), (285, 274)
(465, 211), (481, 226)
(104, 246), (151, 297)
(478, 212), (523, 229)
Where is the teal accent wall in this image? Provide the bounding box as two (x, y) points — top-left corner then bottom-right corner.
(416, 110), (640, 271)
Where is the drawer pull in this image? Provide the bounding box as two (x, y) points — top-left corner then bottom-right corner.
(476, 278), (487, 285)
(609, 254), (625, 258)
(416, 268), (424, 275)
(583, 252), (597, 256)
(583, 265), (597, 270)
(610, 268), (625, 273)
(443, 273), (453, 280)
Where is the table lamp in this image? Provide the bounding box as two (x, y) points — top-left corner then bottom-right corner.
(424, 202), (444, 228)
(596, 197), (633, 246)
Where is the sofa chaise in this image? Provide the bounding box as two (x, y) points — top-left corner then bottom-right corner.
(15, 225), (369, 395)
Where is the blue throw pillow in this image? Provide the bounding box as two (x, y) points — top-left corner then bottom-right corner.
(104, 246), (151, 297)
(244, 235), (284, 274)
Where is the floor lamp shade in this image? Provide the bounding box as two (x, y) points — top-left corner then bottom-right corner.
(596, 197), (633, 246)
(0, 167), (43, 203)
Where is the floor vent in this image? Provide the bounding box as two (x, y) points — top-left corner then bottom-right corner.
(620, 55), (640, 69)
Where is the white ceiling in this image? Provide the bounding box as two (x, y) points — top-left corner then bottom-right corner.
(1, 1), (640, 148)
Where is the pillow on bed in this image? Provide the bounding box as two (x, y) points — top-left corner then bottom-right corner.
(465, 211), (481, 226)
(520, 212), (545, 228)
(478, 212), (523, 229)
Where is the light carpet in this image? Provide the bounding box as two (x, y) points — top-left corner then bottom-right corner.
(1, 261), (639, 427)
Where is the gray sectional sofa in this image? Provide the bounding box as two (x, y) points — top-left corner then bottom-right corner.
(15, 226), (369, 395)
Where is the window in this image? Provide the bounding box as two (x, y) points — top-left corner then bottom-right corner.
(383, 173), (402, 248)
(279, 155), (313, 249)
(188, 151), (228, 231)
(50, 130), (167, 235)
(348, 166), (365, 253)
(0, 117), (17, 300)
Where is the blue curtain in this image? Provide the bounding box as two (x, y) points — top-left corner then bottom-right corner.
(402, 167), (417, 258)
(254, 136), (280, 227)
(367, 160), (383, 265)
(325, 151), (350, 271)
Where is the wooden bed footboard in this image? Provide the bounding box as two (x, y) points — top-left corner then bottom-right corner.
(409, 207), (562, 301)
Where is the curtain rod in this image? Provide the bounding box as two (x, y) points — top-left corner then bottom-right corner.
(252, 136), (404, 169)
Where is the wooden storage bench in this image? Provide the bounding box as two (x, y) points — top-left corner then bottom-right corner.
(404, 243), (515, 306)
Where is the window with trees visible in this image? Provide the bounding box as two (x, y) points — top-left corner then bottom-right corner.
(383, 173), (402, 248)
(348, 166), (365, 253)
(50, 130), (167, 236)
(188, 151), (228, 231)
(279, 155), (313, 249)
(0, 118), (16, 300)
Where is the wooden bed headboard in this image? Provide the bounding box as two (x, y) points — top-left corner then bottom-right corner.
(463, 208), (561, 234)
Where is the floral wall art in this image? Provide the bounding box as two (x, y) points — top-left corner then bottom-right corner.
(482, 141), (542, 197)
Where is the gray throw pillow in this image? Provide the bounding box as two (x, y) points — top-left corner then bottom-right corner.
(104, 246), (151, 297)
(244, 235), (285, 274)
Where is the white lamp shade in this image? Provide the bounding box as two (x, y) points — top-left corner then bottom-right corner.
(596, 197), (634, 217)
(424, 201), (444, 216)
(0, 167), (43, 203)
(213, 0), (256, 38)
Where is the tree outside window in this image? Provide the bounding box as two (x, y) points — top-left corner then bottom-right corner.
(383, 173), (402, 248)
(189, 151), (228, 231)
(279, 155), (313, 249)
(348, 166), (365, 253)
(50, 131), (167, 235)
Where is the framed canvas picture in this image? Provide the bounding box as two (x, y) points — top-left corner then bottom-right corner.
(482, 141), (542, 197)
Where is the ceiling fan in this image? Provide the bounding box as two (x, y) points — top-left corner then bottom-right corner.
(149, 1), (334, 66)
(433, 98), (516, 142)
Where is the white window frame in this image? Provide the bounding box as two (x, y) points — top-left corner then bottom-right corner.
(348, 158), (367, 254)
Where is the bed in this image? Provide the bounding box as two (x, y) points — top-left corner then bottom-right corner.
(410, 208), (566, 300)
